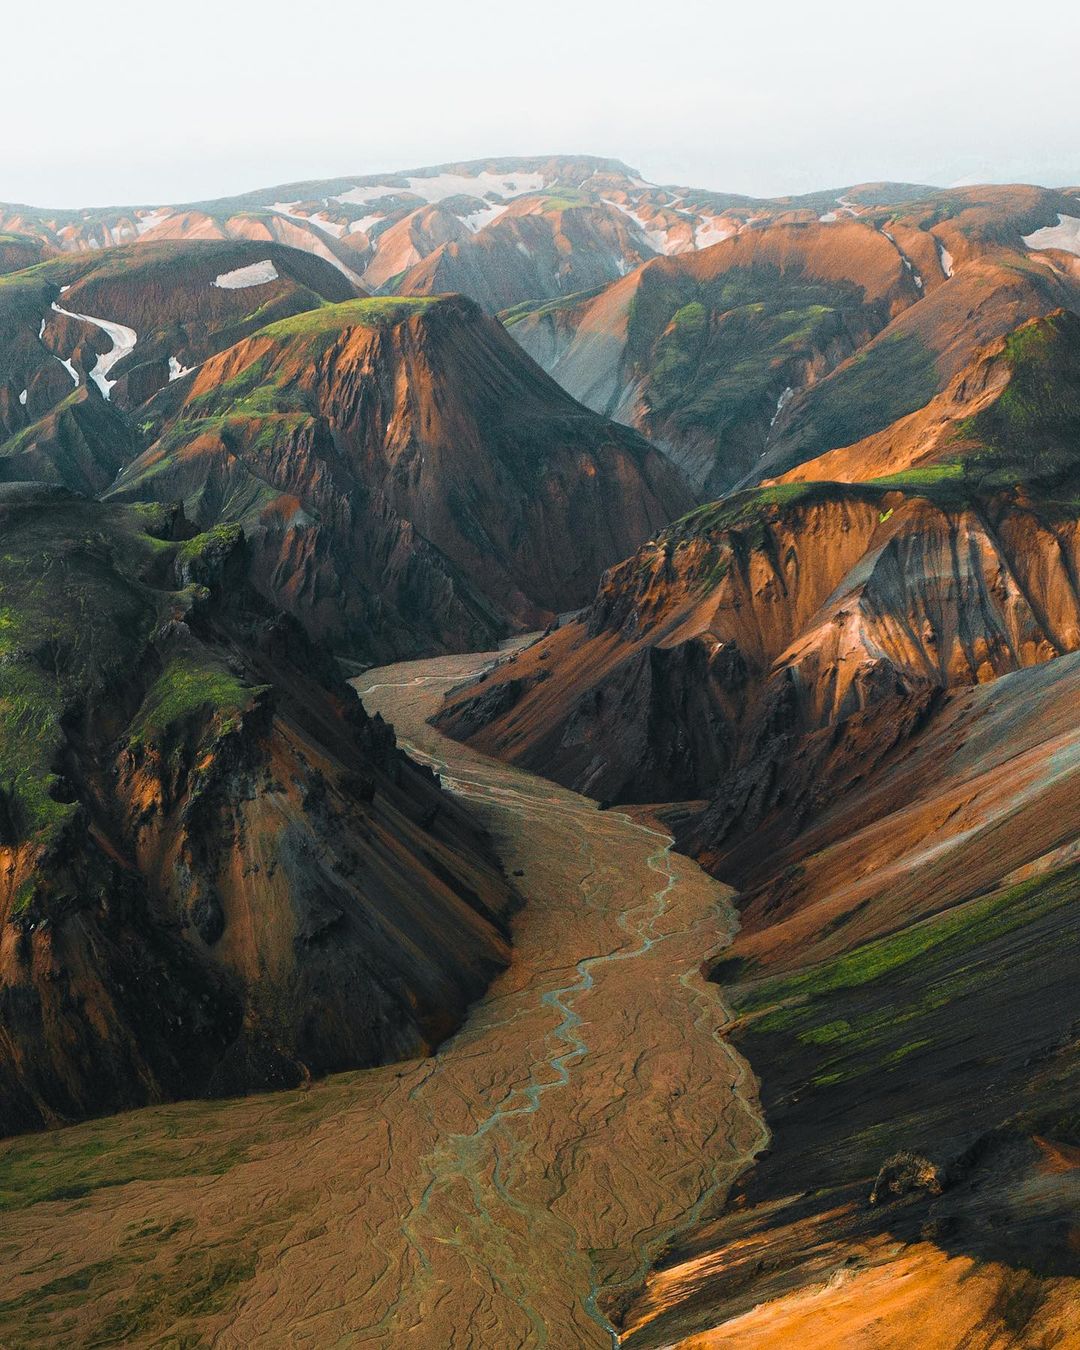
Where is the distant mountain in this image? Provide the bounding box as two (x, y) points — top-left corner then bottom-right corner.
(508, 182), (1080, 495)
(0, 158), (936, 314)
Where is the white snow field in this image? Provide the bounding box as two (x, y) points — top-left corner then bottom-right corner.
(135, 208), (173, 235)
(213, 260), (280, 289)
(347, 214), (384, 236)
(269, 203), (347, 237)
(54, 356), (79, 386)
(461, 203), (509, 233)
(601, 199), (672, 254)
(1022, 214), (1080, 256)
(334, 170), (545, 208)
(694, 220), (734, 249)
(770, 386), (794, 428)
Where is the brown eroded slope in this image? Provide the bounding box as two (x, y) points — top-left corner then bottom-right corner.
(110, 294), (692, 660)
(509, 219), (920, 496)
(438, 482), (1080, 817)
(0, 232), (48, 276)
(436, 496), (1080, 1346)
(398, 197), (658, 312)
(620, 653), (1080, 1345)
(509, 184), (1080, 496)
(780, 305), (1080, 486)
(436, 301), (1080, 1343)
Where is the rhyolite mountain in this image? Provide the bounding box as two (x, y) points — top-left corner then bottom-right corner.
(106, 293), (690, 659)
(0, 244), (688, 661)
(0, 158), (939, 314)
(0, 231), (46, 276)
(4, 152), (1080, 1343)
(508, 182), (1080, 496)
(0, 240), (358, 432)
(0, 486), (518, 1137)
(0, 240), (361, 493)
(435, 297), (1080, 1343)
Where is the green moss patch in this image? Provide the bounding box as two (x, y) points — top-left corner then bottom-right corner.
(499, 284), (608, 328)
(256, 294), (439, 342)
(780, 331), (939, 461)
(665, 481), (881, 545)
(129, 657), (258, 745)
(0, 1119), (254, 1215)
(176, 523), (243, 568)
(735, 864), (1080, 1083)
(961, 311), (1080, 492)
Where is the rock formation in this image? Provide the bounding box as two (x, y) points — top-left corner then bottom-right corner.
(0, 489), (516, 1136)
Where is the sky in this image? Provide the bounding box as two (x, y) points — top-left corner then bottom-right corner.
(6, 0), (1080, 207)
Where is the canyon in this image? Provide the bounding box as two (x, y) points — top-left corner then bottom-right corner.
(0, 647), (765, 1347)
(1, 154), (1079, 1346)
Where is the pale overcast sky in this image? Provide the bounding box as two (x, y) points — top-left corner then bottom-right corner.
(6, 0), (1079, 207)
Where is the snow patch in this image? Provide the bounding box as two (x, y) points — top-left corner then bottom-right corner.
(136, 208), (172, 235)
(306, 214), (345, 238)
(348, 214), (384, 236)
(270, 202), (346, 237)
(330, 185), (405, 209)
(54, 355), (79, 386)
(461, 203), (509, 233)
(50, 301), (137, 400)
(770, 386), (794, 427)
(168, 356), (194, 382)
(601, 198), (672, 254)
(694, 220), (734, 248)
(937, 241), (954, 278)
(18, 388), (27, 406)
(213, 259), (279, 289)
(1022, 213), (1080, 257)
(335, 171), (545, 208)
(819, 212), (838, 223)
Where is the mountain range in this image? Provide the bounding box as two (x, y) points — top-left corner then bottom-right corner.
(2, 153), (1080, 1347)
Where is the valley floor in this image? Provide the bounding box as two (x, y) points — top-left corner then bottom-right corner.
(0, 645), (765, 1347)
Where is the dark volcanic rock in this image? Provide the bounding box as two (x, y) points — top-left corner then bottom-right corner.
(0, 493), (517, 1138)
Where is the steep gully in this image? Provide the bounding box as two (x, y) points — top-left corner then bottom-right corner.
(0, 642), (767, 1346)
